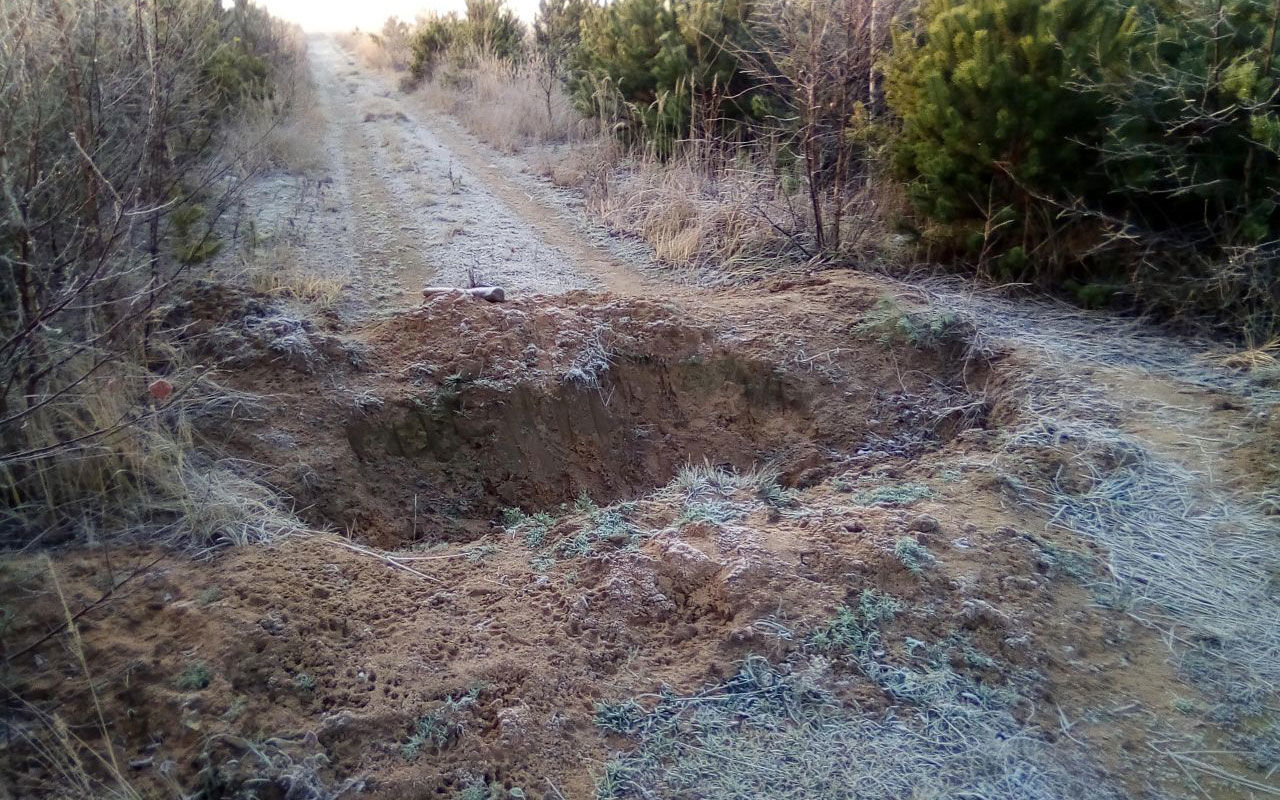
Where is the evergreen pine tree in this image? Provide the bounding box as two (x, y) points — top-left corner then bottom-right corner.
(1100, 0), (1280, 247)
(574, 0), (755, 151)
(886, 0), (1138, 278)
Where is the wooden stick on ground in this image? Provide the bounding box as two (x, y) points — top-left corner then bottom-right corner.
(318, 537), (443, 584)
(422, 286), (505, 303)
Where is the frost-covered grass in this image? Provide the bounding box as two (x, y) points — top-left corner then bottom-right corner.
(595, 655), (1114, 800)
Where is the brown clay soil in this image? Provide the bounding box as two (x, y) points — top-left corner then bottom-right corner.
(2, 36), (1278, 800)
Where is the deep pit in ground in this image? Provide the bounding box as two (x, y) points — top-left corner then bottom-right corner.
(343, 354), (814, 510)
(217, 289), (993, 545)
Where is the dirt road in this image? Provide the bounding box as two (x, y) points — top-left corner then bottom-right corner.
(239, 37), (654, 314)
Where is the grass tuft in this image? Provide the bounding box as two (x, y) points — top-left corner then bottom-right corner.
(593, 655), (1113, 799)
(853, 297), (967, 351)
(403, 689), (478, 759)
(501, 508), (556, 548)
(176, 661), (213, 691)
(854, 484), (933, 508)
(893, 537), (937, 575)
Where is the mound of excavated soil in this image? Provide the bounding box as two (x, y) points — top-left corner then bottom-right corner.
(3, 277), (1264, 800)
(0, 463), (1160, 799)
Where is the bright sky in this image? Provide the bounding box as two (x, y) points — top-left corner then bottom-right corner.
(259, 0), (539, 31)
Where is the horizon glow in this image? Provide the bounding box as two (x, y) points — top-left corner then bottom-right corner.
(258, 0), (540, 32)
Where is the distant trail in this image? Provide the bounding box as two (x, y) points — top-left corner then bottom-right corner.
(281, 37), (650, 313)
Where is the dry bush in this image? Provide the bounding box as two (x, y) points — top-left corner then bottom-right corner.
(734, 0), (910, 258)
(587, 157), (780, 272)
(0, 0), (307, 548)
(333, 29), (362, 53)
(529, 137), (623, 188)
(338, 18), (413, 73)
(240, 30), (327, 175)
(340, 30), (397, 71)
(0, 348), (304, 549)
(417, 54), (589, 153)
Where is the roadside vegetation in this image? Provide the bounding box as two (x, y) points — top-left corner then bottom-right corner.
(352, 0), (1280, 340)
(0, 0), (308, 548)
(1, 2), (312, 791)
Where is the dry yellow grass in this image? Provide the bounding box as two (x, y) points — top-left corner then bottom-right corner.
(417, 56), (590, 153)
(1, 350), (304, 548)
(243, 245), (344, 310)
(587, 156), (791, 273)
(1213, 337), (1280, 370)
(248, 269), (345, 309)
(528, 137), (621, 188)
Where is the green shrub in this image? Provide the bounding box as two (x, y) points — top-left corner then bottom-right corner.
(1100, 0), (1280, 249)
(176, 661), (213, 691)
(1093, 0), (1280, 335)
(888, 0), (1280, 334)
(205, 43), (270, 109)
(809, 589), (902, 659)
(463, 0), (526, 63)
(410, 0), (525, 81)
(534, 0), (593, 75)
(894, 537), (936, 574)
(886, 0), (1139, 280)
(170, 203), (222, 264)
(410, 14), (465, 80)
(853, 297), (965, 351)
(403, 690), (478, 758)
(594, 698), (648, 734)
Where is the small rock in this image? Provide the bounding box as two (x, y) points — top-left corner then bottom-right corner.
(498, 705), (531, 743)
(656, 537), (719, 584)
(958, 598), (1012, 630)
(1001, 575), (1040, 592)
(147, 379), (173, 402)
(906, 514), (941, 534)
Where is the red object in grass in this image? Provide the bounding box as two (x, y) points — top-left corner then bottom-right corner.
(148, 379), (174, 402)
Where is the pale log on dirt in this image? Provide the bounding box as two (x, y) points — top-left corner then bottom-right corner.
(422, 286), (506, 302)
